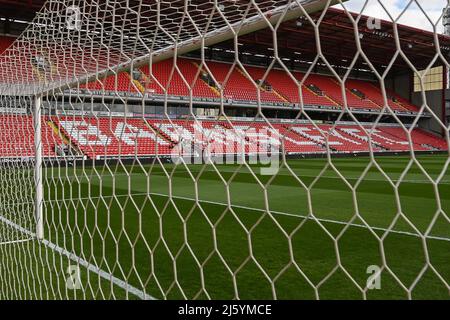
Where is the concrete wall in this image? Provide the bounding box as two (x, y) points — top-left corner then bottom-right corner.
(389, 70), (447, 136)
(387, 72), (411, 101)
(413, 89), (445, 135)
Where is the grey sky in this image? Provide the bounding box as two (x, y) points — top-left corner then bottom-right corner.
(333, 0), (448, 33)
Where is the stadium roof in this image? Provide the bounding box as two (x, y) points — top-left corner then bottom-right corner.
(0, 0), (45, 21)
(213, 7), (450, 75)
(1, 0), (333, 94)
(1, 2), (447, 74)
(0, 1), (448, 92)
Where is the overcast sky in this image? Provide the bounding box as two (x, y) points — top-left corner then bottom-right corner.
(333, 0), (448, 33)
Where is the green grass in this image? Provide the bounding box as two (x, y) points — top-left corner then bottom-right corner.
(1, 155), (450, 299)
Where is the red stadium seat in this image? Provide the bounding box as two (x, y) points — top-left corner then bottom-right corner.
(55, 117), (172, 158)
(140, 59), (218, 98)
(1, 115), (441, 160)
(0, 36), (14, 54)
(74, 56), (421, 113)
(195, 61), (285, 103)
(0, 115), (64, 158)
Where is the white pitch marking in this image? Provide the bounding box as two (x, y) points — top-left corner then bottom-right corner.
(26, 192), (450, 243)
(0, 215), (156, 300)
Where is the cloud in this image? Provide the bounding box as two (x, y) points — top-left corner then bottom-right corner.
(333, 0), (448, 33)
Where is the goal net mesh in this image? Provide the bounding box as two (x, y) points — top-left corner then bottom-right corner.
(0, 0), (449, 299)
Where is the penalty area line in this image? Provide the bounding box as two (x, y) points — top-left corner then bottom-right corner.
(5, 191), (450, 243)
(0, 215), (156, 300)
(144, 192), (450, 243)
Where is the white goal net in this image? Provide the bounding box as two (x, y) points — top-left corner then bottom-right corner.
(0, 0), (449, 300)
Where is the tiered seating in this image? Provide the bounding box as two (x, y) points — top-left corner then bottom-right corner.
(0, 115), (34, 157)
(72, 56), (421, 113)
(301, 74), (381, 110)
(344, 79), (413, 113)
(82, 72), (138, 93)
(149, 120), (230, 154)
(384, 87), (420, 112)
(200, 121), (258, 154)
(42, 117), (66, 155)
(140, 59), (217, 98)
(289, 124), (371, 152)
(228, 121), (279, 154)
(0, 115), (63, 157)
(337, 125), (420, 151)
(55, 117), (171, 158)
(270, 123), (325, 153)
(230, 121), (326, 153)
(148, 120), (194, 144)
(378, 126), (447, 151)
(245, 66), (337, 107)
(0, 36), (39, 84)
(148, 120), (326, 155)
(56, 117), (447, 158)
(204, 61), (284, 103)
(412, 129), (448, 150)
(149, 120), (263, 154)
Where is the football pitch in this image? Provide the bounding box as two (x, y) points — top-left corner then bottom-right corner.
(1, 154), (450, 299)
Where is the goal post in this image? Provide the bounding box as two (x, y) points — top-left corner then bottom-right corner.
(34, 95), (44, 240)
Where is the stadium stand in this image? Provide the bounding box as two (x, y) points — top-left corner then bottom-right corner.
(150, 120), (263, 154)
(46, 117), (448, 159)
(202, 60), (285, 103)
(378, 126), (447, 151)
(0, 36), (439, 159)
(337, 125), (411, 151)
(290, 124), (376, 152)
(299, 74), (380, 111)
(245, 66), (337, 107)
(230, 121), (325, 154)
(0, 115), (63, 157)
(0, 114), (445, 159)
(384, 86), (420, 112)
(54, 116), (172, 158)
(344, 79), (416, 113)
(254, 122), (326, 153)
(46, 54), (422, 114)
(190, 61), (286, 103)
(139, 59), (218, 98)
(147, 59), (217, 98)
(81, 72), (138, 93)
(141, 59), (420, 113)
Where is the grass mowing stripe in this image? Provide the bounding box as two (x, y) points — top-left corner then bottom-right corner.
(10, 191), (444, 243)
(48, 170), (450, 185)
